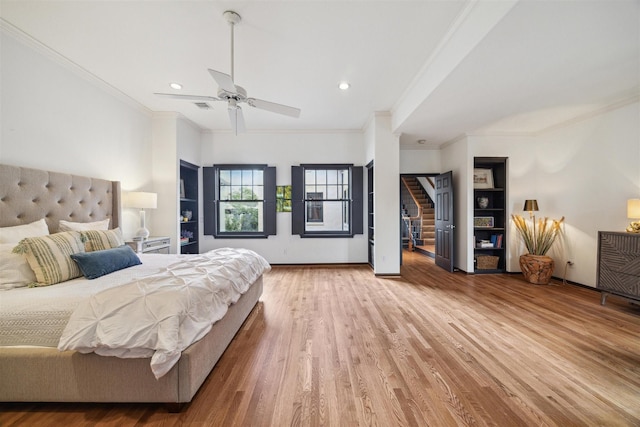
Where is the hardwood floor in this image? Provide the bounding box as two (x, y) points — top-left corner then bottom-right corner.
(2, 251), (640, 426)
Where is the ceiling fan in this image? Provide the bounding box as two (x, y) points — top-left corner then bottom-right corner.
(155, 10), (301, 134)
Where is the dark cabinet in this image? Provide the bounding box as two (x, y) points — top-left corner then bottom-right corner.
(473, 157), (507, 273)
(180, 160), (199, 254)
(597, 231), (640, 304)
(367, 161), (374, 268)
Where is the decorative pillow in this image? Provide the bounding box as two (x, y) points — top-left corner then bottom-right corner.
(71, 245), (141, 280)
(13, 231), (85, 287)
(59, 218), (110, 232)
(0, 243), (36, 290)
(0, 218), (49, 244)
(81, 228), (125, 252)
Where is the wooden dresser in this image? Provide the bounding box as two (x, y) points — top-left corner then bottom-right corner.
(597, 231), (640, 305)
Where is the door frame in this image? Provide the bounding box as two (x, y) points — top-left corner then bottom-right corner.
(399, 173), (439, 265)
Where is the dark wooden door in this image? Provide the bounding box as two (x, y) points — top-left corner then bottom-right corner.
(435, 171), (455, 272)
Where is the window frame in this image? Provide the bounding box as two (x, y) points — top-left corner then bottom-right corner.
(291, 164), (363, 238)
(203, 164), (276, 238)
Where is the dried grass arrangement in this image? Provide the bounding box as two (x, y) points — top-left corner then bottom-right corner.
(511, 214), (564, 255)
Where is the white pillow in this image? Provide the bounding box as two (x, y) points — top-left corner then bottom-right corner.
(0, 218), (49, 244)
(59, 218), (110, 231)
(0, 243), (36, 290)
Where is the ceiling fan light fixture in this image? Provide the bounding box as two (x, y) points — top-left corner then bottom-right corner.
(169, 82), (182, 90)
(338, 82), (350, 90)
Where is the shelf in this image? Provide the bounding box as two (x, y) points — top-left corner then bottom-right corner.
(473, 157), (507, 273)
(180, 160), (200, 255)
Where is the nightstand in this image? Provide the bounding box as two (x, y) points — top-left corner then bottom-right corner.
(126, 236), (171, 254)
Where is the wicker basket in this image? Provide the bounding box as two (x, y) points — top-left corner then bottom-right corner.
(476, 255), (499, 270)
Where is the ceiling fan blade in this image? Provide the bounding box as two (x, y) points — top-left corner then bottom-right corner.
(247, 98), (301, 118)
(208, 69), (236, 93)
(228, 103), (246, 135)
(155, 93), (221, 102)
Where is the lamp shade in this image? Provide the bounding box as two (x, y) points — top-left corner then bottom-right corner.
(523, 199), (539, 212)
(123, 192), (157, 209)
(628, 199), (640, 219)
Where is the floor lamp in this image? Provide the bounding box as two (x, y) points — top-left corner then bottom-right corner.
(523, 199), (539, 252)
(123, 191), (157, 240)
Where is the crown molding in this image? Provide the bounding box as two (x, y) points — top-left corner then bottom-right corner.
(1, 18), (152, 117)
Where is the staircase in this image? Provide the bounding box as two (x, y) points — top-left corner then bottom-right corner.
(402, 177), (435, 246)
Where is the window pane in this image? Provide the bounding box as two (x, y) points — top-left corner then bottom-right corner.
(242, 169), (253, 186)
(327, 169), (338, 184)
(230, 185), (243, 200)
(220, 185), (231, 200)
(219, 170), (231, 185)
(230, 170), (242, 185)
(305, 170), (316, 184)
(254, 169), (263, 183)
(306, 192), (324, 222)
(219, 201), (263, 232)
(327, 185), (338, 199)
(316, 170), (326, 185)
(339, 169), (348, 184)
(305, 201), (349, 232)
(253, 185), (264, 200)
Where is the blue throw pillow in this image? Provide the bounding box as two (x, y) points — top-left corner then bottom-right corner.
(70, 245), (142, 279)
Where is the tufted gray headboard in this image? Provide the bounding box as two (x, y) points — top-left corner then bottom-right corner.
(0, 164), (121, 233)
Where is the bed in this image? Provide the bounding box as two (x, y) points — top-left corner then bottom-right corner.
(0, 164), (268, 407)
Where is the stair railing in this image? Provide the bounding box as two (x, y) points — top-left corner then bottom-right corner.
(401, 177), (423, 242)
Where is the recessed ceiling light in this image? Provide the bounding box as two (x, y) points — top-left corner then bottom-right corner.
(338, 82), (350, 90)
(170, 82), (182, 90)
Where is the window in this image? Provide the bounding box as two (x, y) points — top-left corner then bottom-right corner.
(203, 165), (276, 238)
(291, 164), (363, 237)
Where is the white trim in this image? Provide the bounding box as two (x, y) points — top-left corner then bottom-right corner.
(1, 18), (153, 117)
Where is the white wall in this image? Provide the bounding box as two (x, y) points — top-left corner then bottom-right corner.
(440, 137), (472, 272)
(1, 26), (153, 237)
(466, 99), (639, 286)
(200, 130), (367, 264)
(371, 113), (401, 275)
(399, 149), (442, 174)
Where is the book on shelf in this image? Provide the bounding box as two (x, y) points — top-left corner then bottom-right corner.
(489, 234), (503, 248)
(477, 234), (503, 248)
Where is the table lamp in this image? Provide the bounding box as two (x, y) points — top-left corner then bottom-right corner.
(123, 191), (157, 239)
(627, 199), (640, 233)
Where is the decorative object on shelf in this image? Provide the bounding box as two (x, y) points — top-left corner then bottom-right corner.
(474, 216), (494, 228)
(182, 210), (193, 222)
(477, 197), (489, 209)
(626, 199), (640, 233)
(180, 229), (193, 244)
(180, 179), (186, 199)
(123, 191), (157, 240)
(512, 201), (564, 285)
(473, 168), (494, 189)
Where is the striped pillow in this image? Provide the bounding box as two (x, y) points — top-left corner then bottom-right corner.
(13, 231), (85, 286)
(81, 228), (125, 252)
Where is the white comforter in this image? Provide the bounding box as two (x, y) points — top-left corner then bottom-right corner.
(57, 247), (270, 379)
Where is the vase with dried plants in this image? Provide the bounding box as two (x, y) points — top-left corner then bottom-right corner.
(511, 214), (564, 284)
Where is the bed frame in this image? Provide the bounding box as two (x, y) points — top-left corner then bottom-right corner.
(0, 164), (263, 406)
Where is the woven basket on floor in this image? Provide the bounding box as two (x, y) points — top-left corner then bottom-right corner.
(476, 255), (499, 270)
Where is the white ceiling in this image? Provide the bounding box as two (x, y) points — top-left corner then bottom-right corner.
(1, 1), (638, 149)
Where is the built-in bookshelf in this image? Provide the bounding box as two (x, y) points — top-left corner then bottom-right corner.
(180, 160), (199, 254)
(367, 161), (374, 268)
(473, 157), (507, 273)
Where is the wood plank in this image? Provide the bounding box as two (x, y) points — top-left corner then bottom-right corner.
(1, 251), (640, 426)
